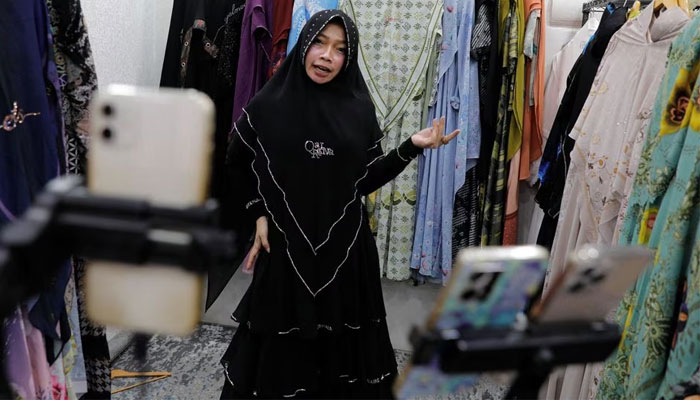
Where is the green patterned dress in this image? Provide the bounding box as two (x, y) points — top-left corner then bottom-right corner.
(598, 15), (700, 400)
(341, 0), (442, 280)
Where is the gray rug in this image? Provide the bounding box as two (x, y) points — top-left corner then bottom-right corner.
(111, 323), (233, 399)
(110, 324), (505, 399)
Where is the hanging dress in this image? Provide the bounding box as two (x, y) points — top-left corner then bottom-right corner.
(341, 0), (443, 280)
(411, 0), (481, 284)
(544, 6), (689, 400)
(534, 6), (628, 250)
(46, 0), (106, 396)
(231, 0), (274, 122)
(598, 14), (700, 400)
(1, 0), (75, 398)
(480, 0), (519, 246)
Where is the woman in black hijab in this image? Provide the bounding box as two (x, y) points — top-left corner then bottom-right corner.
(220, 9), (459, 399)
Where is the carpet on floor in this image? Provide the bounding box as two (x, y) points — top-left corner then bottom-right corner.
(110, 323), (505, 399)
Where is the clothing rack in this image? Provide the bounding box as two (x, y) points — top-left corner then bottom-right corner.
(582, 0), (653, 23)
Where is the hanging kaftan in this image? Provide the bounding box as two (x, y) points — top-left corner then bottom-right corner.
(411, 0), (481, 284)
(342, 0), (443, 280)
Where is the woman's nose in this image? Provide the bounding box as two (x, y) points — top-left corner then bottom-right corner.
(321, 46), (333, 59)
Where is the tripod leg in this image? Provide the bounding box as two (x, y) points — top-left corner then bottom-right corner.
(505, 348), (554, 399)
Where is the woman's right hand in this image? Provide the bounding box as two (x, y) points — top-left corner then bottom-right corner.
(244, 216), (270, 272)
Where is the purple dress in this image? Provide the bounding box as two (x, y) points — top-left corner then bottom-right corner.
(231, 0), (274, 123)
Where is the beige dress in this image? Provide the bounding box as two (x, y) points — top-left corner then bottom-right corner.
(544, 6), (690, 400)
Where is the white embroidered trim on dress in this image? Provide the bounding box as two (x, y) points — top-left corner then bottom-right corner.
(395, 146), (410, 162)
(236, 122), (316, 296)
(245, 198), (262, 209)
(222, 361), (235, 387)
(283, 388), (307, 398)
(270, 321), (381, 335)
(339, 371), (393, 385)
(279, 327), (301, 335)
(367, 372), (393, 384)
(244, 109), (362, 256)
(235, 121), (365, 298)
(367, 133), (386, 153)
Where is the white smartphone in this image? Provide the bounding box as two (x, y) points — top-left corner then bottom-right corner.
(531, 246), (653, 323)
(85, 85), (215, 336)
(87, 85), (214, 207)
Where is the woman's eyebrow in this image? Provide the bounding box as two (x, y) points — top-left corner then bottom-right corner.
(317, 32), (347, 45)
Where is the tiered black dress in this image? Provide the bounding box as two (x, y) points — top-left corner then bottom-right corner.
(217, 10), (424, 398)
(220, 113), (422, 398)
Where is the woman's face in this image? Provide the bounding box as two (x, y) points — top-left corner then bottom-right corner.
(304, 22), (347, 84)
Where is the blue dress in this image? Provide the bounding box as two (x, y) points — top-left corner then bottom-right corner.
(411, 0), (481, 283)
(286, 0), (339, 53)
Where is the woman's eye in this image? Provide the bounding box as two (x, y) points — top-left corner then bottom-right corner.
(312, 38), (322, 44)
(337, 47), (347, 54)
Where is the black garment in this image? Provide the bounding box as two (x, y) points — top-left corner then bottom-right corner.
(159, 0), (244, 205)
(159, 0), (248, 308)
(219, 10), (422, 398)
(452, 167), (481, 258)
(534, 5), (627, 249)
(471, 0), (502, 183)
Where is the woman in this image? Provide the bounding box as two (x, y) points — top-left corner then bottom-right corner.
(221, 9), (459, 399)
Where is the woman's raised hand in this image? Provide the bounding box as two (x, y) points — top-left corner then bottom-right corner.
(410, 116), (460, 149)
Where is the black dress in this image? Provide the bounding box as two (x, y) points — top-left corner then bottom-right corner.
(220, 115), (422, 399)
(534, 5), (628, 249)
(217, 10), (424, 399)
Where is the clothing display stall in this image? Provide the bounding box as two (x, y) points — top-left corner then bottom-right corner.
(4, 0), (700, 398)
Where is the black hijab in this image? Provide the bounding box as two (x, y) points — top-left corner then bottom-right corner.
(234, 10), (384, 297)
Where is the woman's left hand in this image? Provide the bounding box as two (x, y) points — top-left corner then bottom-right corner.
(411, 116), (460, 149)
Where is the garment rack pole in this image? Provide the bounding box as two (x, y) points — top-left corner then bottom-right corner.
(582, 0), (653, 24)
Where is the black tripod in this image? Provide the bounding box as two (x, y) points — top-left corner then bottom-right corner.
(408, 320), (621, 399)
(0, 176), (238, 396)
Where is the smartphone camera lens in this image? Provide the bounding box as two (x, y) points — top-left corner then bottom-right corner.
(102, 104), (114, 117)
(102, 128), (113, 141)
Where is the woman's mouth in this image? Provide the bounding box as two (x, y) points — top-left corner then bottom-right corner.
(314, 65), (332, 74)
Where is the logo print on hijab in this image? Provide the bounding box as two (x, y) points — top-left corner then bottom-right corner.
(305, 140), (335, 158)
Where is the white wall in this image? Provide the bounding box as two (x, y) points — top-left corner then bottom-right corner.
(81, 0), (174, 87)
(546, 0), (587, 69)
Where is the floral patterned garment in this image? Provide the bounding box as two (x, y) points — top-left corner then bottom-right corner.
(46, 0), (111, 397)
(548, 5), (688, 294)
(411, 0), (481, 284)
(545, 7), (689, 400)
(598, 15), (700, 400)
(341, 0), (443, 280)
